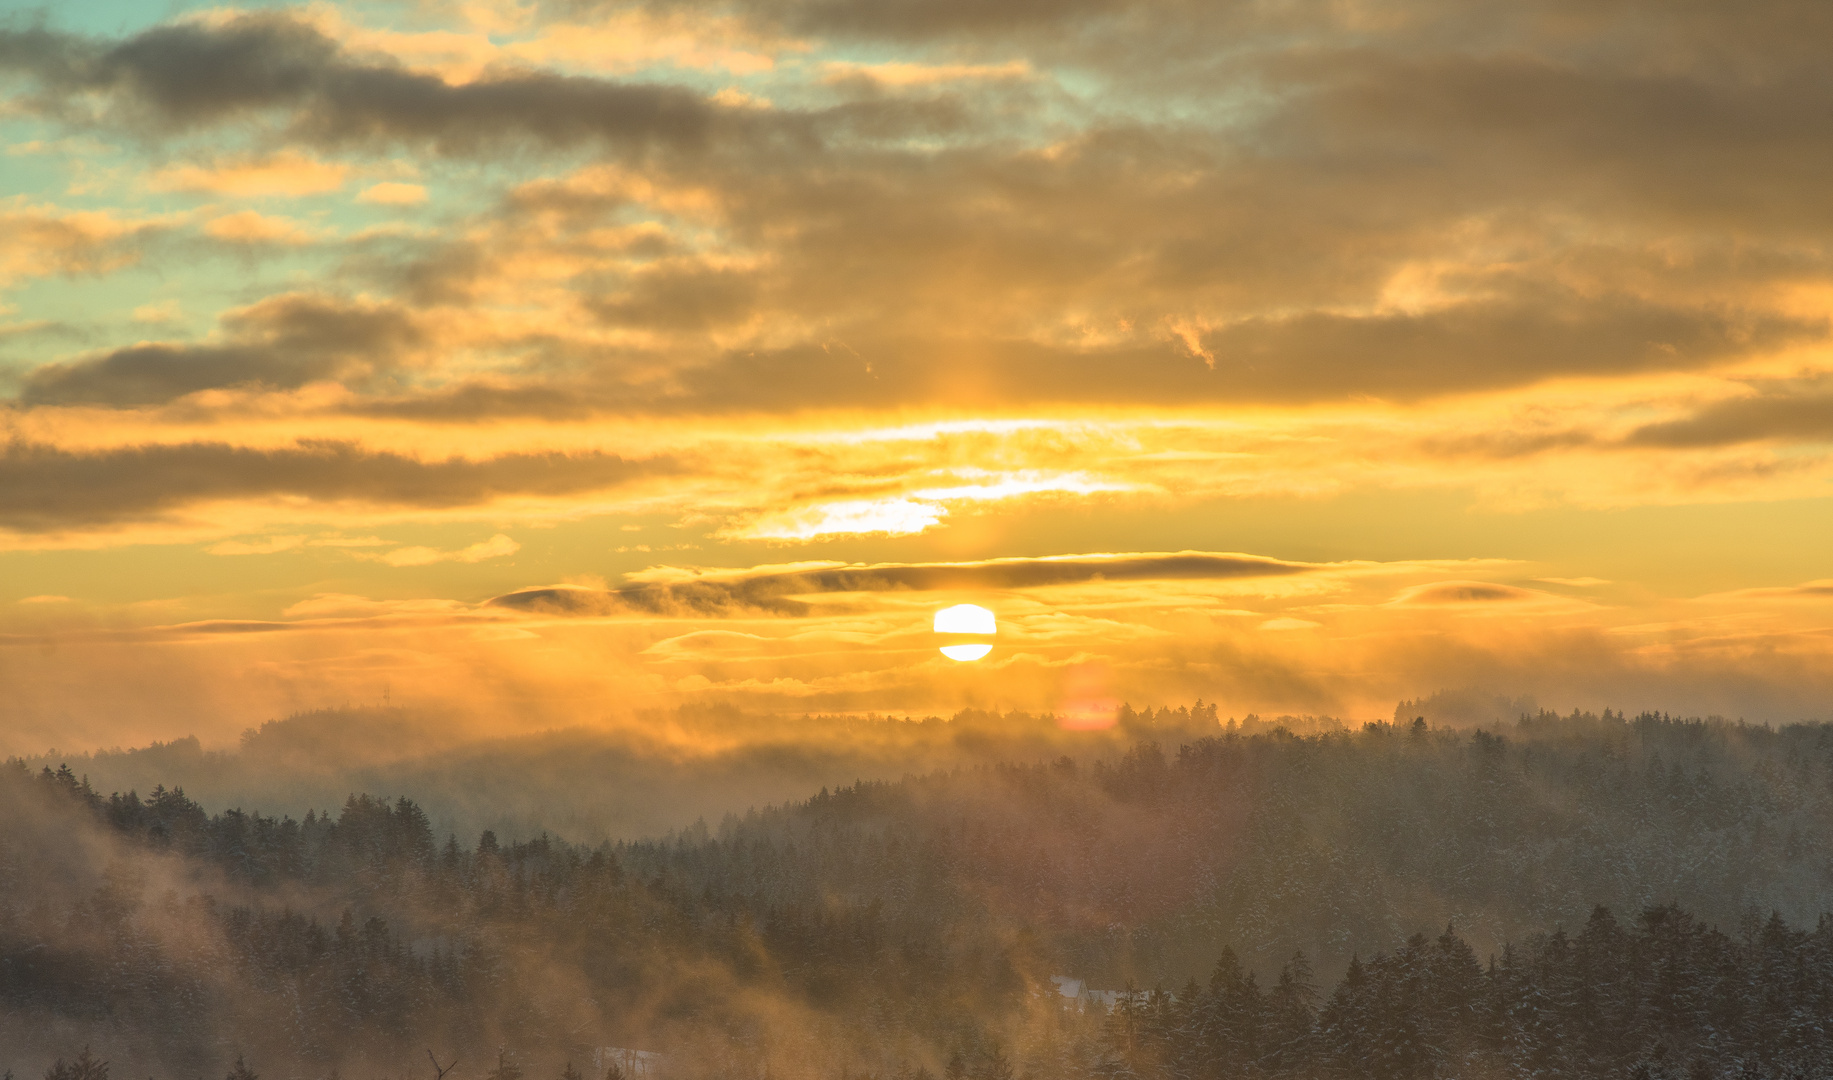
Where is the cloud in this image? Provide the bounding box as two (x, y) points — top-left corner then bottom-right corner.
(0, 441), (669, 531)
(280, 592), (468, 617)
(820, 60), (1032, 87)
(1627, 391), (1833, 449)
(131, 299), (182, 323)
(734, 0), (1125, 37)
(356, 182), (428, 205)
(17, 595), (71, 604)
(739, 498), (943, 540)
(490, 551), (1318, 617)
(0, 15), (734, 156)
(1696, 579), (1833, 602)
(729, 472), (1126, 539)
(1386, 581), (1567, 607)
(9, 2), (1832, 434)
(206, 535), (307, 555)
(637, 291), (1819, 415)
(0, 201), (159, 286)
(202, 209), (319, 244)
(498, 11), (792, 75)
(307, 534), (390, 548)
(18, 293), (419, 406)
(147, 150), (348, 196)
(585, 261), (761, 332)
(371, 533), (520, 566)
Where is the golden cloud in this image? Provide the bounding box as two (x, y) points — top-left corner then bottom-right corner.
(356, 182), (428, 206)
(148, 151), (349, 197)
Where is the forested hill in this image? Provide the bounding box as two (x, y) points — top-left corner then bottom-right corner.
(9, 710), (1833, 1078)
(5, 703), (1236, 845)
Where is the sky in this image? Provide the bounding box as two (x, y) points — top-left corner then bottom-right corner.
(3, 0), (1833, 751)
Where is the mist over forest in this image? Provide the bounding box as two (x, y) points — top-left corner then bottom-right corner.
(8, 703), (1295, 844)
(10, 705), (1833, 1079)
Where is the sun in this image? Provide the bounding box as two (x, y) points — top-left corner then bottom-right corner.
(934, 603), (996, 661)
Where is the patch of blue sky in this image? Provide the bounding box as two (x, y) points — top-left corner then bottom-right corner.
(0, 133), (88, 198)
(16, 0), (283, 38)
(0, 219), (356, 361)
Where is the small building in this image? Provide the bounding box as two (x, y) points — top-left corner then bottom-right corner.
(1049, 975), (1121, 1011)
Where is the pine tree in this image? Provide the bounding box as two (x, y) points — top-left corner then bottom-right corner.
(43, 1049), (108, 1080)
(1260, 951), (1318, 1075)
(943, 1052), (968, 1080)
(225, 1057), (258, 1080)
(974, 1046), (1014, 1080)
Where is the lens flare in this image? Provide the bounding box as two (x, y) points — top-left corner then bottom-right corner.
(934, 603), (997, 661)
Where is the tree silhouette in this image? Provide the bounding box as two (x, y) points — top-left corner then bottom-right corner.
(43, 1049), (107, 1080)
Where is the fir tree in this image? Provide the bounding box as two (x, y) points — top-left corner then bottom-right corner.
(43, 1049), (107, 1080)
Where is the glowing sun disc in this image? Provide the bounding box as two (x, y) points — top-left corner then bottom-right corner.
(934, 604), (997, 634)
(935, 604), (996, 661)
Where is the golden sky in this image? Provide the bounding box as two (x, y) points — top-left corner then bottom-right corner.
(4, 0), (1833, 750)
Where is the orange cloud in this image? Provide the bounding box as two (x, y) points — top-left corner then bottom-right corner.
(820, 60), (1033, 87)
(149, 152), (349, 197)
(356, 182), (428, 206)
(368, 534), (521, 567)
(0, 201), (159, 285)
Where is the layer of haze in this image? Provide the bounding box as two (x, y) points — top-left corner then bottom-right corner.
(5, 0), (1833, 747)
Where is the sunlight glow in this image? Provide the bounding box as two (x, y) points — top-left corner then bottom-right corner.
(741, 498), (945, 540)
(934, 604), (997, 635)
(935, 604), (997, 662)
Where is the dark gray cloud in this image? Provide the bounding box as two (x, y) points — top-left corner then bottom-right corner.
(491, 551), (1314, 616)
(0, 12), (992, 159)
(652, 296), (1816, 410)
(294, 291), (1816, 421)
(588, 264), (762, 332)
(1264, 51), (1833, 234)
(0, 14), (730, 154)
(19, 294), (420, 407)
(1627, 392), (1833, 449)
(0, 440), (669, 530)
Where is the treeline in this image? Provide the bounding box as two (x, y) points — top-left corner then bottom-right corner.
(9, 709), (1833, 1078)
(1087, 903), (1833, 1080)
(24, 882), (1833, 1080)
(617, 707), (1833, 982)
(9, 703), (1232, 847)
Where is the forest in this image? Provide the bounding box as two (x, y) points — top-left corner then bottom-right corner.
(8, 708), (1833, 1079)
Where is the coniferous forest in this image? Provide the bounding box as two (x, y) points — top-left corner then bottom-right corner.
(10, 708), (1833, 1079)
